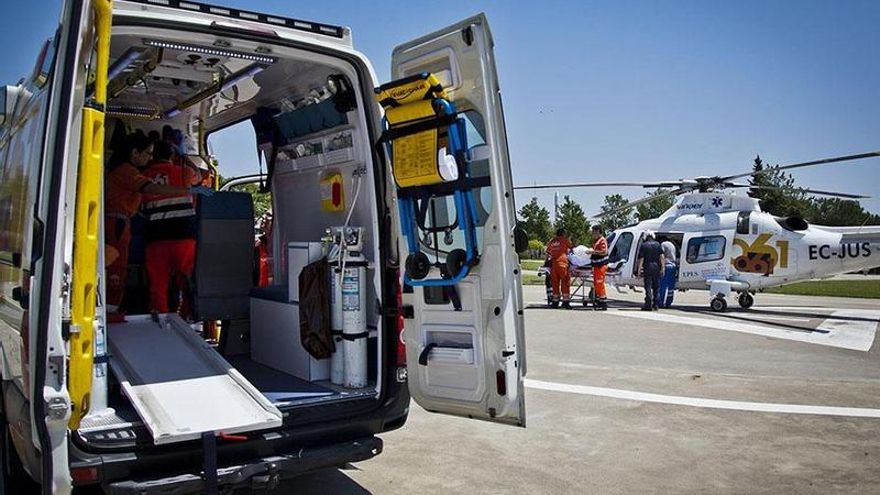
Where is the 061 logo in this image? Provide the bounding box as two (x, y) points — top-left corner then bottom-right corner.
(731, 234), (789, 276)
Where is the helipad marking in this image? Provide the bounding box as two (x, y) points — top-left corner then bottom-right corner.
(525, 379), (880, 418)
(605, 309), (878, 351)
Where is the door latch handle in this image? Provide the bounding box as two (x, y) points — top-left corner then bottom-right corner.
(418, 343), (439, 366)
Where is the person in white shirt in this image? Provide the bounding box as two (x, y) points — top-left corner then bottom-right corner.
(656, 237), (678, 308)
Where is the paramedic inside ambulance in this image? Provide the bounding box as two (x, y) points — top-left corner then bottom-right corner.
(141, 140), (212, 317)
(104, 132), (212, 320)
(546, 228), (573, 309)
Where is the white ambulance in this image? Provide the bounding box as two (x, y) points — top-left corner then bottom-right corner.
(0, 0), (525, 492)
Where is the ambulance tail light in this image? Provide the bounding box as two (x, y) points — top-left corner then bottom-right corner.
(71, 466), (100, 485)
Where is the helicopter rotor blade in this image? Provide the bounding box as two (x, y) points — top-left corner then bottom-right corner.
(591, 188), (686, 218)
(728, 184), (870, 199)
(513, 181), (685, 191)
(720, 150), (880, 183)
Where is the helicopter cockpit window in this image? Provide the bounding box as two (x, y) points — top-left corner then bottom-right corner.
(609, 232), (633, 262)
(686, 235), (726, 264)
(736, 211), (751, 235)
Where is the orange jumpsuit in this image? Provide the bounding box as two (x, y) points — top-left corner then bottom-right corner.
(592, 235), (608, 301)
(546, 235), (572, 302)
(141, 160), (199, 314)
(105, 163), (153, 309)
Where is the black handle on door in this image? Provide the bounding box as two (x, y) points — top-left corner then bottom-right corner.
(418, 343), (439, 366)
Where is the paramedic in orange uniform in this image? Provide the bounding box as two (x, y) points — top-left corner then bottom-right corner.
(141, 140), (212, 315)
(105, 133), (206, 317)
(590, 225), (609, 311)
(546, 228), (573, 309)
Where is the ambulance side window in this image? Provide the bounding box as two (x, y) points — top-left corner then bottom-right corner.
(686, 235), (726, 263)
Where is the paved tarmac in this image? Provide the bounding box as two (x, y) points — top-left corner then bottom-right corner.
(264, 286), (880, 494)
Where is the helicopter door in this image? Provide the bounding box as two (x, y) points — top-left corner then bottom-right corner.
(679, 232), (732, 285)
(391, 14), (526, 427)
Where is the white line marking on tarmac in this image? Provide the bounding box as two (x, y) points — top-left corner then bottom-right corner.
(605, 309), (878, 351)
(739, 315), (813, 322)
(525, 379), (880, 418)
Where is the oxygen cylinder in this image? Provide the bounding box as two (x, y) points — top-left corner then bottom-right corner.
(342, 253), (369, 388)
(329, 265), (345, 385)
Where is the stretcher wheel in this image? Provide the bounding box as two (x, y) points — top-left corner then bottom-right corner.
(406, 252), (431, 280)
(446, 249), (468, 278)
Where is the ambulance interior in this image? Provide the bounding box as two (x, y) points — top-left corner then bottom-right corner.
(82, 29), (385, 443)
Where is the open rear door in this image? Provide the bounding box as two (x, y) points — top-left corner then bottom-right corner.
(392, 14), (526, 426)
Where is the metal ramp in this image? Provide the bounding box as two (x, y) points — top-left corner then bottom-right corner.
(108, 314), (282, 445)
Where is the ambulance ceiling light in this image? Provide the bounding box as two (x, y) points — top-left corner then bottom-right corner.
(106, 104), (158, 119)
(143, 39), (277, 65)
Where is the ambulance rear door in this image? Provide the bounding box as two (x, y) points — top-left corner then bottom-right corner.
(391, 14), (526, 427)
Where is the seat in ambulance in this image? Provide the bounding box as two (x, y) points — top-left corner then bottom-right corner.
(193, 191), (255, 321)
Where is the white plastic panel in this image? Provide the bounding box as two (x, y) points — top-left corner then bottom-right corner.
(250, 297), (330, 381)
(108, 315), (282, 445)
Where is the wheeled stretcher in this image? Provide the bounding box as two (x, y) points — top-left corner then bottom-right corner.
(537, 258), (626, 307)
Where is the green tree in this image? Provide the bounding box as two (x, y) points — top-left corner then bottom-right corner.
(239, 183), (273, 219)
(806, 198), (880, 226)
(218, 173), (272, 219)
(636, 188), (676, 221)
(518, 197), (553, 242)
(748, 155), (808, 217)
(599, 193), (634, 231)
(553, 195), (591, 245)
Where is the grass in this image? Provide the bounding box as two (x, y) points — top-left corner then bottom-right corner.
(518, 273), (880, 297)
(762, 280), (880, 299)
(520, 260), (545, 271)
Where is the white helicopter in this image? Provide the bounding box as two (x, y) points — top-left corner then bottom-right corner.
(516, 151), (880, 311)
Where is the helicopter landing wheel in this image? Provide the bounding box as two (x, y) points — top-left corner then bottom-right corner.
(738, 292), (754, 309)
(710, 296), (728, 312)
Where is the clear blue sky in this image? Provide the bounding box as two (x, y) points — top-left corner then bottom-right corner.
(3, 0), (879, 218)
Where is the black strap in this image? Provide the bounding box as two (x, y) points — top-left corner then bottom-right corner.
(331, 330), (344, 336)
(378, 113), (458, 143)
(418, 343), (439, 366)
(444, 285), (462, 311)
(202, 432), (218, 495)
(396, 176), (492, 199)
(341, 331), (370, 341)
(378, 97), (400, 108)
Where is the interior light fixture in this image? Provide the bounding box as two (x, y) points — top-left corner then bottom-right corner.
(143, 39), (277, 64)
(106, 105), (158, 119)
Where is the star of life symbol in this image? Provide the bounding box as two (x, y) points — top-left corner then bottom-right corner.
(711, 196), (723, 208)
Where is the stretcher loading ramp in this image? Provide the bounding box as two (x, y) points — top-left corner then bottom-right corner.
(108, 314), (283, 445)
